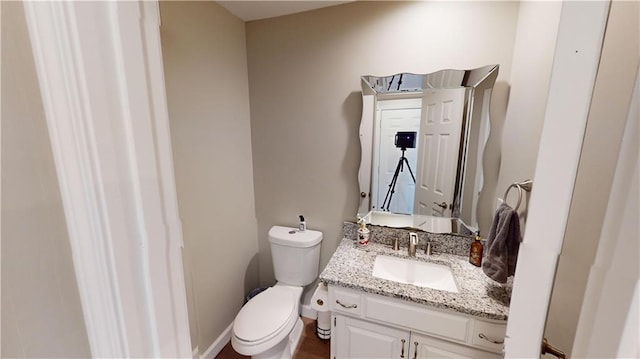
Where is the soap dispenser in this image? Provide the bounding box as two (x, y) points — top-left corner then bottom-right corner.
(357, 218), (370, 247)
(469, 231), (483, 267)
(299, 215), (306, 232)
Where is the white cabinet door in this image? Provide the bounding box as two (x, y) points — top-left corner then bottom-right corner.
(334, 315), (410, 359)
(410, 332), (500, 359)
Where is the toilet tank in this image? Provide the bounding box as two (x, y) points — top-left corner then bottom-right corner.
(269, 226), (323, 286)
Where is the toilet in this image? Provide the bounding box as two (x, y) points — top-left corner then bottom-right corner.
(231, 225), (323, 359)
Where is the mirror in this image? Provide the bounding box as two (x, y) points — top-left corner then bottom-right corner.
(357, 65), (499, 234)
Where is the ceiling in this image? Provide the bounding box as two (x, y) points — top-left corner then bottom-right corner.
(217, 1), (354, 22)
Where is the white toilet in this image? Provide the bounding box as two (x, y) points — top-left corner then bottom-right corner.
(231, 225), (323, 359)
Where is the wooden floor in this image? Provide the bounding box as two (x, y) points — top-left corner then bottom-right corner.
(215, 317), (330, 359)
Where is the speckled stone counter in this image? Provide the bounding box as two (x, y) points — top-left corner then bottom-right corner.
(342, 221), (477, 257)
(319, 238), (511, 321)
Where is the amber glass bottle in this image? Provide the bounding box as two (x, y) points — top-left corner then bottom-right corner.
(469, 232), (483, 267)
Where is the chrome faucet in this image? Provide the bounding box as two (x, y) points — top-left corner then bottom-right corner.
(408, 232), (418, 257)
(392, 237), (400, 251)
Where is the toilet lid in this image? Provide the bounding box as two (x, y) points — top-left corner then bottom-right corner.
(233, 286), (296, 343)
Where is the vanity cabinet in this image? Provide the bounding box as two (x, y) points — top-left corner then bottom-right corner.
(329, 286), (505, 359)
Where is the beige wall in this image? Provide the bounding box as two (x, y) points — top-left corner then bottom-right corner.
(1, 2), (91, 357)
(159, 1), (260, 353)
(492, 1), (562, 232)
(246, 1), (520, 285)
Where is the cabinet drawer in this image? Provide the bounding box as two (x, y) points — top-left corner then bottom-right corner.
(330, 287), (362, 316)
(412, 332), (501, 359)
(471, 319), (507, 353)
(365, 296), (471, 342)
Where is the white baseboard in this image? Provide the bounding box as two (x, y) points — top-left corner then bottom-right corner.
(192, 346), (199, 359)
(301, 304), (318, 320)
(201, 323), (233, 359)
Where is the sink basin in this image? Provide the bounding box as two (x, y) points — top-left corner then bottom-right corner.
(372, 255), (459, 293)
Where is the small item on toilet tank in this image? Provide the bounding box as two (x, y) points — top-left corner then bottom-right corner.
(469, 231), (483, 267)
(298, 215), (306, 232)
(357, 218), (370, 246)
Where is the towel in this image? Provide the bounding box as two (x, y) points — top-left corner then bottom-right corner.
(482, 203), (522, 283)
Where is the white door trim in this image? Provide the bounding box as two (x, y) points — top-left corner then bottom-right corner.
(372, 98), (422, 213)
(504, 1), (610, 357)
(23, 1), (191, 357)
(0, 2), (3, 354)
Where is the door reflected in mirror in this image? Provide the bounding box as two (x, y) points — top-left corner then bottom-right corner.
(358, 65), (499, 234)
(375, 102), (420, 214)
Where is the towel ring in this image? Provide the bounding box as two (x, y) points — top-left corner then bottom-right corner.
(504, 184), (524, 210)
(503, 180), (533, 211)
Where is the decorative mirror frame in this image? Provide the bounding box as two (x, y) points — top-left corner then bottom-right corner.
(357, 65), (499, 233)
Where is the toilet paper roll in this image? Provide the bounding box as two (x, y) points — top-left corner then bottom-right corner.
(316, 311), (331, 339)
(310, 282), (329, 312)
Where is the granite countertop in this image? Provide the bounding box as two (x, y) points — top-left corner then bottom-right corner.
(319, 238), (511, 321)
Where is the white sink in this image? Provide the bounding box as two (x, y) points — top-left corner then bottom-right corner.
(372, 255), (459, 293)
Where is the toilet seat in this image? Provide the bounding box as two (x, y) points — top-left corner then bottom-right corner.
(232, 286), (300, 356)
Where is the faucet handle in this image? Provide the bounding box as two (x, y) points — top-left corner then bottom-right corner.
(392, 237), (400, 251)
(424, 241), (432, 256)
(409, 232), (418, 244)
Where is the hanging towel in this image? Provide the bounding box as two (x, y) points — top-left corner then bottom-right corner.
(482, 203), (522, 283)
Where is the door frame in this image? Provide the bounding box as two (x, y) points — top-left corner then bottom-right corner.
(504, 1), (610, 357)
(22, 1), (191, 357)
(571, 66), (639, 358)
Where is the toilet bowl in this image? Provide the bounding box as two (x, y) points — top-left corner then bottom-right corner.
(231, 285), (303, 359)
(231, 226), (323, 358)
